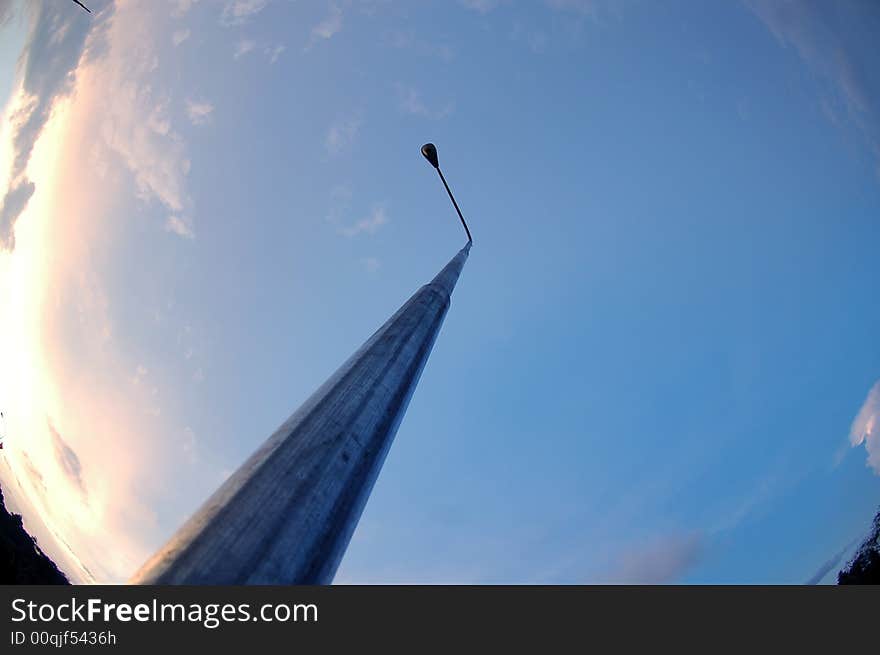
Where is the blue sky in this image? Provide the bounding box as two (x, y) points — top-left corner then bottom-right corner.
(0, 0), (878, 583)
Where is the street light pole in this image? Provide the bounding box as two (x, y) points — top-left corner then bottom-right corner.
(421, 143), (473, 244)
(130, 145), (473, 585)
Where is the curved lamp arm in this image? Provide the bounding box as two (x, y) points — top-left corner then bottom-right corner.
(421, 143), (473, 245)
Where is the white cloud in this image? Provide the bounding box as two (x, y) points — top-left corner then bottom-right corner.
(325, 114), (362, 155)
(338, 206), (388, 238)
(172, 29), (190, 46)
(387, 31), (454, 61)
(185, 99), (214, 126)
(51, 9), (195, 228)
(361, 257), (381, 273)
(132, 365), (148, 385)
(395, 84), (454, 120)
(102, 93), (189, 215)
(172, 0), (201, 17)
(850, 381), (880, 475)
(221, 0), (270, 26)
(0, 0), (207, 583)
(233, 38), (256, 59)
(234, 39), (284, 63)
(146, 100), (171, 136)
(265, 43), (285, 63)
(308, 5), (343, 48)
(165, 215), (195, 239)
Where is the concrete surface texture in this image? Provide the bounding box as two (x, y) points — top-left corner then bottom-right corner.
(130, 243), (470, 584)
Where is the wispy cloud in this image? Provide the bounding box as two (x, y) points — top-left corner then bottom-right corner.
(387, 30), (455, 61)
(361, 257), (381, 273)
(0, 1), (16, 25)
(0, 182), (36, 249)
(395, 84), (455, 120)
(744, 0), (880, 179)
(849, 380), (880, 474)
(221, 0), (270, 27)
(233, 39), (284, 63)
(47, 418), (87, 499)
(325, 114), (362, 156)
(459, 0), (505, 13)
(0, 0), (208, 583)
(598, 532), (705, 584)
(338, 206), (389, 238)
(146, 100), (171, 136)
(805, 539), (857, 584)
(307, 5), (343, 49)
(265, 43), (285, 63)
(165, 215), (195, 240)
(131, 364), (148, 385)
(172, 29), (190, 46)
(186, 98), (214, 126)
(0, 2), (99, 250)
(19, 452), (48, 499)
(324, 184), (351, 226)
(102, 88), (191, 219)
(233, 38), (256, 59)
(172, 0), (201, 18)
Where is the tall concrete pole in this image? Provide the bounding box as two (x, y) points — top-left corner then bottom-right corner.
(131, 147), (471, 584)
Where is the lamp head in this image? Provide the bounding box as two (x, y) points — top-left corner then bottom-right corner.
(421, 143), (439, 169)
